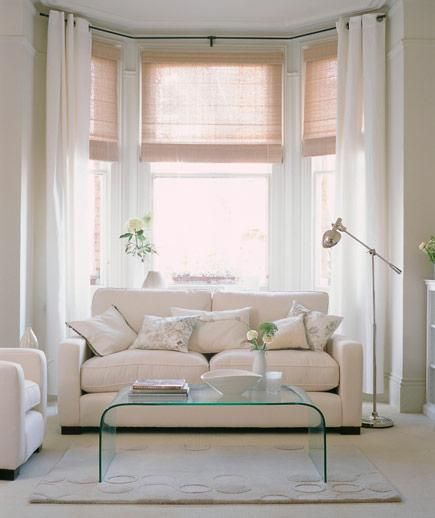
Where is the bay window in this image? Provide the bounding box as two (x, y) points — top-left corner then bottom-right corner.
(87, 37), (337, 291)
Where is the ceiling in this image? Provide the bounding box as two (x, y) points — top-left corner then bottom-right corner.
(39, 0), (387, 36)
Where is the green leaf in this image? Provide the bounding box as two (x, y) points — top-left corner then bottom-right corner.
(119, 233), (132, 239)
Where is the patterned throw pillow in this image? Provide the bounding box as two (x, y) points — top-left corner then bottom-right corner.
(170, 306), (251, 353)
(66, 305), (137, 357)
(289, 301), (343, 351)
(129, 315), (199, 353)
(267, 314), (309, 350)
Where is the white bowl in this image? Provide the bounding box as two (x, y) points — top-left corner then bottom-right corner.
(201, 369), (262, 396)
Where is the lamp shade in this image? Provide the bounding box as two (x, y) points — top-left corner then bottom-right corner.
(142, 270), (167, 289)
(322, 228), (342, 248)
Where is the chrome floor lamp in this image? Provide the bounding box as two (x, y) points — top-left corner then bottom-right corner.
(322, 218), (402, 428)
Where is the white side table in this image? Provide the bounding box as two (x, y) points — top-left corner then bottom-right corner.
(424, 280), (435, 421)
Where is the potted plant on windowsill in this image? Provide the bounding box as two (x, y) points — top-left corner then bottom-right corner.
(120, 215), (165, 288)
(246, 322), (278, 387)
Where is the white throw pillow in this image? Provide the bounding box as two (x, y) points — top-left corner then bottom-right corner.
(170, 307), (251, 353)
(129, 315), (198, 353)
(289, 301), (343, 351)
(66, 305), (137, 357)
(267, 314), (309, 350)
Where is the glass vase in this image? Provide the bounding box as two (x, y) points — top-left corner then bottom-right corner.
(252, 349), (267, 389)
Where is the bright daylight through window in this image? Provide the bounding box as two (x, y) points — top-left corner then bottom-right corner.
(152, 163), (270, 288)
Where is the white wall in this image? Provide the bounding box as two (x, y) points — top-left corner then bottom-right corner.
(0, 0), (46, 349)
(387, 0), (435, 411)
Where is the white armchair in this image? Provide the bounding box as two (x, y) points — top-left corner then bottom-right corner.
(0, 348), (47, 480)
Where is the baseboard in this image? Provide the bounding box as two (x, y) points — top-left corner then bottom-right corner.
(388, 372), (425, 412)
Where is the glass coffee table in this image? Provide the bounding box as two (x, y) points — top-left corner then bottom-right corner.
(99, 384), (327, 483)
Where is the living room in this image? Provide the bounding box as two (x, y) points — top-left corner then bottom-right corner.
(1, 0), (435, 516)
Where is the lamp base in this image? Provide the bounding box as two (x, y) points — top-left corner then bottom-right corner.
(361, 413), (394, 429)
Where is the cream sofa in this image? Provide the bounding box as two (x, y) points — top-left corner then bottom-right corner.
(58, 288), (363, 435)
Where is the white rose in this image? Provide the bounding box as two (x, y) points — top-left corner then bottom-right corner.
(263, 334), (274, 345)
(419, 242), (426, 251)
(246, 330), (258, 341)
(127, 217), (145, 233)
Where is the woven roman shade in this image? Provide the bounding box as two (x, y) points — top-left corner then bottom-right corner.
(303, 42), (337, 157)
(141, 50), (283, 163)
(90, 42), (120, 161)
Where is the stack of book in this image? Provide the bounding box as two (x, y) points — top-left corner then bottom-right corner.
(128, 378), (189, 400)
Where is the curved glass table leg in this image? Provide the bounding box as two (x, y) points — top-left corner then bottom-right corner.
(99, 406), (117, 482)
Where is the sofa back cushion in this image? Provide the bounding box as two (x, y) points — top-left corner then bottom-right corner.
(92, 289), (212, 333)
(211, 291), (328, 330)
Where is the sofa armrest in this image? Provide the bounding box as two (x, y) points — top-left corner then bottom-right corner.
(326, 334), (363, 427)
(0, 348), (47, 423)
(0, 361), (26, 468)
(58, 338), (89, 427)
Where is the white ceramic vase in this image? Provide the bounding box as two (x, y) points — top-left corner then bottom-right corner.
(252, 349), (267, 389)
(20, 327), (39, 349)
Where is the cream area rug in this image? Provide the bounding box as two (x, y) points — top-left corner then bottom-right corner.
(30, 444), (400, 504)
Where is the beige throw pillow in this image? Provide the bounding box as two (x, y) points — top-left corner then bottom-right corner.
(66, 305), (137, 357)
(289, 301), (343, 351)
(170, 307), (251, 353)
(267, 314), (309, 350)
(129, 315), (198, 353)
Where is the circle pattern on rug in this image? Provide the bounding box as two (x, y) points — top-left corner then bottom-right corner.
(33, 484), (71, 499)
(288, 473), (321, 482)
(328, 471), (359, 482)
(367, 482), (392, 493)
(179, 483), (211, 494)
(106, 474), (138, 484)
(142, 475), (176, 486)
(214, 474), (251, 494)
(98, 483), (136, 494)
(294, 483), (326, 493)
(332, 483), (364, 493)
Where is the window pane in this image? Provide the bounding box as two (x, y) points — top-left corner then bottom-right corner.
(153, 175), (269, 288)
(89, 161), (110, 286)
(312, 155), (335, 289)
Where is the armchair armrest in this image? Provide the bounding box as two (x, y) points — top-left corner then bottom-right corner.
(326, 334), (363, 427)
(0, 348), (47, 422)
(0, 361), (26, 469)
(58, 337), (89, 427)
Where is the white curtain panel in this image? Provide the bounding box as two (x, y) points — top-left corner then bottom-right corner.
(46, 11), (91, 393)
(331, 14), (387, 393)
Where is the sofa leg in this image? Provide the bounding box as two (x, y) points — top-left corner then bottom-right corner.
(61, 426), (82, 435)
(340, 426), (361, 435)
(0, 467), (20, 481)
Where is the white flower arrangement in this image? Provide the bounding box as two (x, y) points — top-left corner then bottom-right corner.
(120, 215), (156, 263)
(419, 237), (435, 264)
(246, 322), (278, 351)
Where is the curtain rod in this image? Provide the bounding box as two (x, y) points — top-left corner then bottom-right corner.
(39, 12), (386, 46)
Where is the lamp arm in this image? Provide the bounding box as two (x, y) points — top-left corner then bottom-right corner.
(342, 229), (402, 275)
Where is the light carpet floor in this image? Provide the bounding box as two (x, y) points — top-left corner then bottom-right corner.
(1, 402), (435, 517)
(30, 444), (400, 504)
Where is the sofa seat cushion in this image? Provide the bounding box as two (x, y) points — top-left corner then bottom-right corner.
(23, 380), (41, 413)
(81, 349), (209, 393)
(210, 349), (339, 392)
